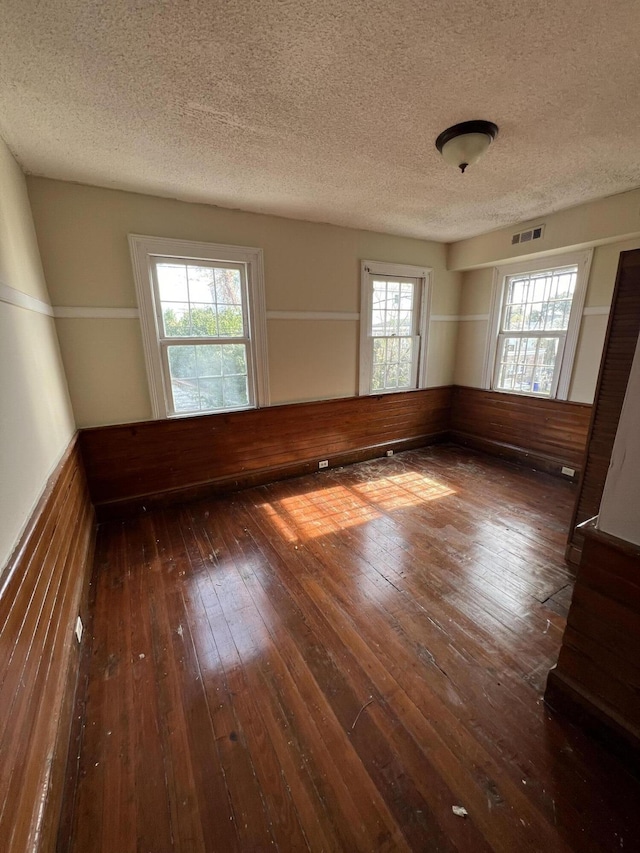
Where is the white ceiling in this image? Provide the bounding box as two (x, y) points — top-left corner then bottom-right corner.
(2, 0), (640, 241)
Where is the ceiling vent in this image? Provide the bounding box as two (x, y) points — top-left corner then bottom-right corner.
(511, 225), (545, 245)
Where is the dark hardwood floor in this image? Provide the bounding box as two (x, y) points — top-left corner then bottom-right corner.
(59, 446), (640, 852)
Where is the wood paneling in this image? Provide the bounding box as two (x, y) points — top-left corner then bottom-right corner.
(450, 386), (591, 476)
(80, 387), (452, 518)
(567, 249), (640, 563)
(546, 519), (640, 761)
(0, 438), (95, 853)
(62, 447), (640, 852)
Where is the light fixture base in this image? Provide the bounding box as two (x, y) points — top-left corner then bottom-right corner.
(435, 120), (498, 173)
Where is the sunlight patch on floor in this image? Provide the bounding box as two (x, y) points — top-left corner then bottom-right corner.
(257, 470), (456, 543)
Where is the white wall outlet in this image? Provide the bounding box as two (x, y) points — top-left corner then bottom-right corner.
(561, 466), (576, 477)
(318, 460), (329, 469)
(75, 615), (83, 643)
(386, 450), (394, 457)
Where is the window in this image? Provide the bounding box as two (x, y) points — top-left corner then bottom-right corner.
(485, 250), (592, 399)
(129, 235), (269, 418)
(359, 261), (431, 395)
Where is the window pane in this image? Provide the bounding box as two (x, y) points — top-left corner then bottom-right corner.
(186, 265), (216, 303)
(502, 267), (577, 334)
(400, 283), (414, 309)
(217, 305), (244, 337)
(157, 263), (188, 302)
(373, 338), (386, 364)
(371, 310), (385, 335)
(371, 278), (416, 337)
(162, 304), (191, 337)
(387, 338), (400, 363)
(398, 362), (411, 386)
(398, 310), (412, 335)
(168, 345), (196, 379)
(386, 281), (400, 305)
(504, 304), (524, 331)
(372, 281), (386, 305)
(222, 344), (247, 376)
(198, 377), (224, 409)
(524, 303), (546, 331)
(385, 364), (398, 388)
(190, 304), (219, 336)
(195, 345), (222, 377)
(223, 375), (249, 408)
(496, 336), (559, 396)
(215, 268), (242, 305)
(156, 259), (247, 342)
(371, 336), (414, 392)
(171, 380), (200, 412)
(399, 338), (412, 363)
(167, 343), (249, 413)
(168, 345), (199, 412)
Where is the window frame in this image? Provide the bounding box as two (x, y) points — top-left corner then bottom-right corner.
(483, 249), (593, 400)
(129, 235), (269, 419)
(359, 260), (432, 396)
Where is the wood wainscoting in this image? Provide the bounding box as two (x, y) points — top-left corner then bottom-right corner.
(80, 387), (452, 519)
(545, 518), (640, 760)
(0, 437), (96, 853)
(450, 386), (592, 478)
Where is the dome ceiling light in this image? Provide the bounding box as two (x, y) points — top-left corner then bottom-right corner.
(435, 120), (499, 173)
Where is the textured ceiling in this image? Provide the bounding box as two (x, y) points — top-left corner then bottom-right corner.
(1, 0), (640, 241)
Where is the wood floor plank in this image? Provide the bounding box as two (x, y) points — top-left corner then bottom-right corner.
(230, 494), (569, 853)
(63, 446), (640, 852)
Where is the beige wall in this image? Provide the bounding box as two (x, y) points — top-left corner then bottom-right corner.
(0, 140), (75, 571)
(599, 334), (640, 547)
(27, 178), (461, 426)
(448, 188), (640, 272)
(453, 236), (640, 404)
(453, 268), (493, 390)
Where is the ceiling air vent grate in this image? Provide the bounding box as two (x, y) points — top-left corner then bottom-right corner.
(511, 225), (545, 245)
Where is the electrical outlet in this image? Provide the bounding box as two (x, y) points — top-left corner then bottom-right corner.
(318, 460), (329, 469)
(561, 466), (576, 478)
(386, 450), (394, 457)
(75, 615), (83, 643)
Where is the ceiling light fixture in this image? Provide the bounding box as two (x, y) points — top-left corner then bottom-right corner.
(435, 120), (499, 173)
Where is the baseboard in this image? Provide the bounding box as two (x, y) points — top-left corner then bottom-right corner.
(449, 430), (581, 480)
(0, 436), (96, 852)
(565, 541), (583, 566)
(545, 667), (640, 775)
(94, 431), (449, 521)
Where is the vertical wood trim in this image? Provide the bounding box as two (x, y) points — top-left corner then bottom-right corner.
(567, 248), (640, 561)
(0, 437), (96, 853)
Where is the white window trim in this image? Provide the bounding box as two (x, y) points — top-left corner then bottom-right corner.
(129, 234), (270, 419)
(359, 260), (432, 396)
(483, 249), (593, 400)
